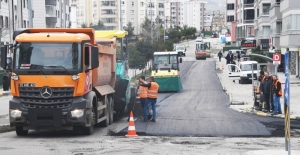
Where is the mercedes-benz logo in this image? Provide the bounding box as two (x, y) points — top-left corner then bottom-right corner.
(40, 86), (52, 99)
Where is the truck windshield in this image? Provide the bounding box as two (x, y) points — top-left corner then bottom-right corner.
(240, 64), (258, 71)
(153, 55), (178, 70)
(14, 42), (81, 71)
(176, 46), (185, 50)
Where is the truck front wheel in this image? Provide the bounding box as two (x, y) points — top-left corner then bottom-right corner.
(82, 105), (95, 135)
(16, 126), (28, 136)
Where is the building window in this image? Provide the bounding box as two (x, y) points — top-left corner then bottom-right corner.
(148, 2), (154, 8)
(45, 5), (56, 17)
(23, 0), (26, 8)
(227, 3), (234, 10)
(131, 1), (134, 6)
(140, 10), (144, 15)
(159, 3), (164, 8)
(140, 18), (144, 22)
(121, 1), (125, 5)
(93, 1), (97, 7)
(148, 10), (154, 16)
(276, 21), (282, 34)
(130, 10), (134, 15)
(262, 3), (271, 15)
(159, 11), (164, 16)
(5, 16), (8, 28)
(140, 2), (144, 7)
(130, 18), (134, 22)
(227, 15), (234, 22)
(122, 10), (125, 14)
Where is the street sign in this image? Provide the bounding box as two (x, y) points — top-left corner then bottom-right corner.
(284, 51), (291, 155)
(273, 53), (281, 64)
(285, 53), (289, 77)
(285, 78), (289, 105)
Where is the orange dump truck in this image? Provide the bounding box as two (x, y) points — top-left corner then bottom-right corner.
(0, 28), (129, 135)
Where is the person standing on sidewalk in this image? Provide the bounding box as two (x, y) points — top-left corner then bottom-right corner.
(138, 76), (148, 119)
(261, 72), (271, 113)
(218, 51), (223, 62)
(258, 70), (265, 111)
(139, 76), (159, 122)
(272, 75), (282, 115)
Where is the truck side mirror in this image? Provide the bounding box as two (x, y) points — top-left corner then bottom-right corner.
(1, 46), (8, 69)
(180, 58), (182, 63)
(91, 46), (99, 69)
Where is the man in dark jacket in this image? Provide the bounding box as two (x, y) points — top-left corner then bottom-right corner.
(260, 72), (271, 112)
(272, 75), (282, 115)
(225, 53), (231, 64)
(2, 71), (9, 91)
(218, 51), (223, 62)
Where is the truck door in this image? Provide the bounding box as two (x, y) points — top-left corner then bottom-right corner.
(227, 64), (241, 80)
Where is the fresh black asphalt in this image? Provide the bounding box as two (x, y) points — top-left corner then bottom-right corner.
(118, 59), (272, 137)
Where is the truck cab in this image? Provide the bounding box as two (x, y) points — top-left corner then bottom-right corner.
(227, 61), (259, 84)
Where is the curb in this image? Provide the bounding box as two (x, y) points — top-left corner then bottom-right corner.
(0, 92), (11, 97)
(239, 109), (300, 120)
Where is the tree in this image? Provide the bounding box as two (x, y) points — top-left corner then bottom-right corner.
(128, 44), (147, 70)
(123, 22), (135, 36)
(81, 20), (106, 30)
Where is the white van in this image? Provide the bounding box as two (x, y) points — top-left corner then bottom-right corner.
(175, 45), (186, 57)
(227, 61), (259, 84)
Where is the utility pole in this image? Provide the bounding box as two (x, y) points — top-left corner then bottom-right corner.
(150, 0), (153, 44)
(119, 0), (122, 31)
(0, 0), (2, 48)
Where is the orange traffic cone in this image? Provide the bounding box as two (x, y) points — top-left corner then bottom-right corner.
(222, 64), (224, 70)
(125, 111), (138, 137)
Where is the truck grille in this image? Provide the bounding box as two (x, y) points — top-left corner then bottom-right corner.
(19, 87), (74, 109)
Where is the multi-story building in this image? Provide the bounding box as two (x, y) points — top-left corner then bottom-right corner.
(70, 0), (78, 28)
(269, 0), (281, 52)
(236, 0), (255, 44)
(0, 0), (30, 45)
(225, 0), (236, 31)
(165, 0), (206, 32)
(279, 0), (300, 77)
(31, 0), (71, 28)
(121, 0), (165, 34)
(254, 0), (271, 50)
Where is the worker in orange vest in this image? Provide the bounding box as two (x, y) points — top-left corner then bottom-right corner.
(139, 76), (159, 122)
(272, 75), (282, 115)
(138, 76), (148, 119)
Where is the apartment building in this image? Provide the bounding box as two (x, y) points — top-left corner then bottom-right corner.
(236, 0), (255, 45)
(254, 0), (271, 50)
(32, 0), (71, 28)
(121, 0), (165, 34)
(269, 0), (281, 52)
(0, 0), (30, 45)
(70, 0), (77, 28)
(225, 0), (235, 31)
(165, 0), (206, 32)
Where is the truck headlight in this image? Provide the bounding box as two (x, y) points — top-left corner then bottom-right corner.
(11, 75), (19, 80)
(10, 109), (22, 118)
(72, 75), (79, 80)
(71, 109), (84, 118)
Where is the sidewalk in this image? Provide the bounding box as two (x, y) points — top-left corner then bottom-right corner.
(216, 57), (300, 120)
(0, 89), (10, 97)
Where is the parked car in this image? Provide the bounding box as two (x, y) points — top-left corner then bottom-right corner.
(195, 37), (203, 42)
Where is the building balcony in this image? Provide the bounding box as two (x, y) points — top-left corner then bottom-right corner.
(45, 0), (57, 6)
(280, 0), (300, 12)
(46, 17), (57, 23)
(244, 0), (254, 8)
(257, 15), (270, 25)
(269, 3), (281, 20)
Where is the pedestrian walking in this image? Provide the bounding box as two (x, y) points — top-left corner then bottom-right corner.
(2, 71), (9, 91)
(218, 51), (223, 62)
(237, 53), (241, 62)
(138, 76), (148, 120)
(8, 71), (12, 90)
(225, 52), (231, 65)
(272, 75), (282, 115)
(139, 76), (159, 122)
(260, 72), (271, 113)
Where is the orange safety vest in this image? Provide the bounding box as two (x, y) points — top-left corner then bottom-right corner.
(147, 82), (159, 98)
(138, 86), (148, 98)
(274, 80), (283, 96)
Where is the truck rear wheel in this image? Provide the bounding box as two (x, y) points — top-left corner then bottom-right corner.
(108, 96), (114, 125)
(16, 126), (28, 136)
